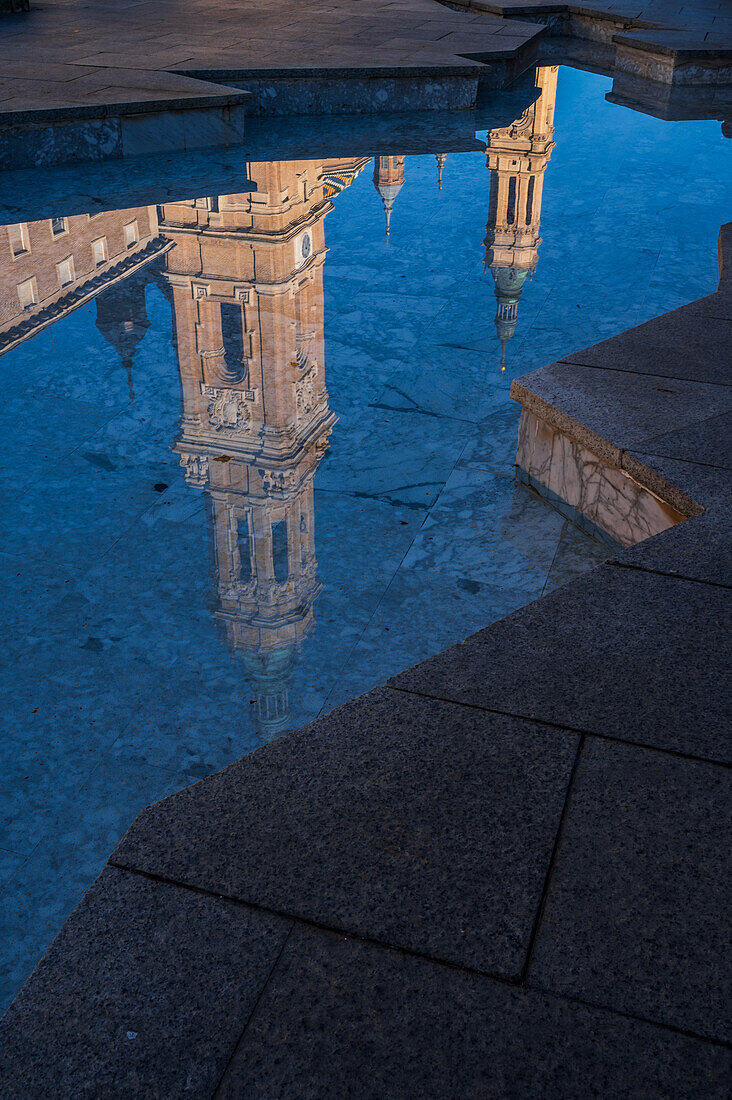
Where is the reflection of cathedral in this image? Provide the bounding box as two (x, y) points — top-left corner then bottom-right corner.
(0, 107), (559, 730)
(484, 66), (558, 369)
(159, 159), (368, 739)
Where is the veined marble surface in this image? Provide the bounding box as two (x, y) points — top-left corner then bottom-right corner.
(515, 408), (686, 547)
(0, 66), (729, 1010)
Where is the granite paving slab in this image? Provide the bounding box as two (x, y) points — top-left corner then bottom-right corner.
(389, 563), (732, 762)
(0, 68), (250, 125)
(0, 866), (292, 1100)
(559, 305), (732, 387)
(614, 27), (732, 57)
(0, 0), (542, 126)
(632, 410), (732, 469)
(612, 454), (732, 586)
(113, 687), (579, 978)
(217, 923), (732, 1098)
(527, 737), (732, 1043)
(2, 0), (729, 135)
(510, 361), (732, 463)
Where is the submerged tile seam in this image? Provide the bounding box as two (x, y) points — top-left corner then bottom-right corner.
(385, 686), (732, 769)
(519, 733), (585, 984)
(105, 860), (732, 1051)
(211, 922), (296, 1099)
(370, 398), (476, 427)
(313, 485), (433, 511)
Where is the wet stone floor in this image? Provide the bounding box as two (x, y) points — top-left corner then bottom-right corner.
(1, 65), (730, 1009)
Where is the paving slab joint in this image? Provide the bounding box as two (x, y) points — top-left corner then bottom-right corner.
(519, 734), (586, 982)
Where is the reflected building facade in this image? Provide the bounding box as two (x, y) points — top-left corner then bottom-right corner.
(0, 207), (166, 372)
(158, 158), (368, 739)
(484, 65), (558, 369)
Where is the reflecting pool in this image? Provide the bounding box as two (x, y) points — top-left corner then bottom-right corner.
(1, 65), (730, 1008)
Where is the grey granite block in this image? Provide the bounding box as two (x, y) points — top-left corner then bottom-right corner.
(389, 564), (732, 762)
(528, 737), (732, 1043)
(680, 292), (732, 322)
(217, 923), (732, 1098)
(113, 688), (579, 978)
(0, 866), (291, 1099)
(511, 362), (732, 458)
(633, 411), (732, 469)
(613, 454), (732, 586)
(559, 306), (732, 387)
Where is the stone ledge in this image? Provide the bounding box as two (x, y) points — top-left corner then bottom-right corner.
(1, 0), (730, 170)
(510, 222), (731, 545)
(614, 29), (732, 60)
(515, 407), (693, 548)
(0, 86), (250, 127)
(448, 0), (732, 83)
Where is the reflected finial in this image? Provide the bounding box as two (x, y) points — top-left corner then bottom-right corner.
(435, 153), (446, 194)
(373, 156), (405, 244)
(499, 336), (508, 373)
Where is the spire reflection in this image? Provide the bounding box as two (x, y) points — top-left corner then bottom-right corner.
(484, 66), (557, 370)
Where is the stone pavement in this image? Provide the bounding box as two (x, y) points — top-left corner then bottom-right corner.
(0, 218), (729, 1094)
(0, 0), (548, 167)
(1, 0), (730, 168)
(0, 0), (543, 121)
(1, 0), (730, 125)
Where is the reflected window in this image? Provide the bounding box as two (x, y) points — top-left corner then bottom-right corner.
(56, 255), (75, 287)
(237, 515), (253, 583)
(123, 220), (139, 248)
(92, 237), (107, 266)
(526, 176), (535, 226)
(17, 277), (36, 310)
(221, 301), (246, 381)
(506, 177), (516, 224)
(8, 223), (29, 257)
(50, 216), (67, 237)
(271, 521), (289, 584)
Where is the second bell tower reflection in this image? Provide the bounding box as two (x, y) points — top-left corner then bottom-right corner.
(373, 156), (405, 239)
(159, 159), (367, 740)
(484, 66), (557, 370)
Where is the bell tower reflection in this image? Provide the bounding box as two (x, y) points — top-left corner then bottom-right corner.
(159, 158), (367, 740)
(484, 65), (557, 369)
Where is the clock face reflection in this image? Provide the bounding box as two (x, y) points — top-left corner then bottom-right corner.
(301, 232), (312, 260)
